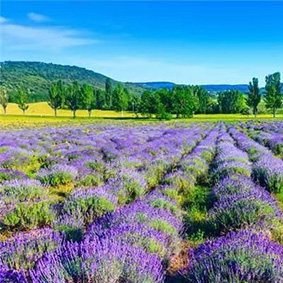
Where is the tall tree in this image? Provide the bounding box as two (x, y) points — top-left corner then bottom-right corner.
(196, 86), (209, 114)
(66, 81), (82, 118)
(247, 77), (261, 117)
(105, 78), (112, 109)
(264, 72), (282, 117)
(188, 86), (200, 117)
(112, 84), (128, 117)
(155, 89), (172, 120)
(129, 93), (141, 117)
(16, 86), (29, 115)
(172, 86), (198, 118)
(218, 90), (246, 114)
(0, 86), (9, 114)
(95, 89), (106, 110)
(81, 84), (96, 117)
(48, 80), (64, 117)
(139, 90), (159, 117)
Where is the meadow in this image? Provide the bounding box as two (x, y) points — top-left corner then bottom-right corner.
(1, 102), (283, 123)
(0, 119), (283, 282)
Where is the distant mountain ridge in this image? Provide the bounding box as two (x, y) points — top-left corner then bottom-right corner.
(1, 61), (251, 102)
(131, 82), (249, 92)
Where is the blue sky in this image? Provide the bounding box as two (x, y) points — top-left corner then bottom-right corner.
(1, 1), (283, 85)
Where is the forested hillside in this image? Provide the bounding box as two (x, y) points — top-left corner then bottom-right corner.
(0, 61), (144, 102)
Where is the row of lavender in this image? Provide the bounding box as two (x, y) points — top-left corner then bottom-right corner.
(228, 126), (283, 194)
(0, 124), (207, 234)
(239, 121), (283, 156)
(1, 122), (283, 282)
(27, 125), (221, 282)
(183, 123), (283, 282)
(0, 123), (214, 281)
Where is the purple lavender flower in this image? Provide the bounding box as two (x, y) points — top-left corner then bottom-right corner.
(253, 153), (283, 193)
(0, 179), (47, 204)
(184, 230), (283, 282)
(0, 169), (27, 183)
(0, 265), (27, 283)
(37, 164), (78, 186)
(30, 238), (164, 282)
(57, 186), (117, 229)
(0, 228), (63, 270)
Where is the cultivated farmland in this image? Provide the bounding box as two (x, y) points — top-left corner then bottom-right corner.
(0, 121), (283, 282)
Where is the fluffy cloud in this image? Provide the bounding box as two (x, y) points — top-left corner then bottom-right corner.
(0, 16), (8, 23)
(27, 12), (51, 23)
(1, 19), (99, 51)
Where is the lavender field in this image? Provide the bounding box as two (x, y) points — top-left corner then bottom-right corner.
(0, 121), (283, 282)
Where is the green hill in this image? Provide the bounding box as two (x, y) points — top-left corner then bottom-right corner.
(0, 61), (144, 102)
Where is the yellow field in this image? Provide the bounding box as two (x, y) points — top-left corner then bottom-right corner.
(0, 102), (282, 128)
(0, 102), (135, 118)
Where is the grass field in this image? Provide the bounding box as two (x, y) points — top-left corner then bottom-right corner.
(0, 102), (283, 128)
(0, 102), (135, 118)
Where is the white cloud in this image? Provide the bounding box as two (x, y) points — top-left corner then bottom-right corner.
(27, 12), (50, 23)
(0, 16), (9, 23)
(1, 20), (99, 51)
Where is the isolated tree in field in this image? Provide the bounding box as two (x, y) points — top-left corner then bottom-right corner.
(0, 86), (9, 114)
(264, 72), (282, 117)
(112, 84), (128, 117)
(105, 78), (112, 109)
(16, 87), (29, 115)
(81, 84), (96, 117)
(66, 81), (82, 118)
(48, 80), (64, 116)
(247, 77), (261, 117)
(218, 90), (246, 114)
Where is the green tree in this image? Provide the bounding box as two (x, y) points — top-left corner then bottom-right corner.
(139, 90), (159, 117)
(95, 89), (106, 110)
(218, 90), (246, 114)
(66, 81), (82, 118)
(155, 89), (172, 120)
(48, 80), (64, 117)
(0, 86), (9, 114)
(247, 77), (261, 117)
(16, 87), (29, 115)
(81, 84), (95, 117)
(187, 86), (200, 117)
(105, 78), (112, 109)
(129, 93), (141, 117)
(172, 86), (199, 118)
(196, 86), (209, 114)
(112, 84), (128, 117)
(264, 72), (282, 117)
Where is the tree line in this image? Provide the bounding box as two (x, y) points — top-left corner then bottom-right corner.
(0, 72), (282, 118)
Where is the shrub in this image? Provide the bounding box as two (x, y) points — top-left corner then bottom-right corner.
(59, 187), (117, 227)
(1, 201), (54, 230)
(184, 230), (283, 282)
(30, 238), (164, 283)
(252, 154), (283, 193)
(37, 164), (78, 186)
(0, 228), (63, 270)
(0, 179), (47, 203)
